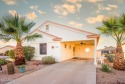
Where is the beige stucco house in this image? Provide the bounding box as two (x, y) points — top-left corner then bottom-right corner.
(0, 45), (15, 54)
(24, 21), (100, 65)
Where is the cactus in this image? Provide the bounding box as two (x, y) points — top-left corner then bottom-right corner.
(7, 62), (15, 75)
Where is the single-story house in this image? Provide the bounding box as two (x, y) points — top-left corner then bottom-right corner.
(0, 45), (15, 54)
(24, 21), (100, 65)
(97, 46), (116, 57)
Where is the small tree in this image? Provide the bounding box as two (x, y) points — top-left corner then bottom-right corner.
(0, 14), (42, 65)
(97, 14), (125, 70)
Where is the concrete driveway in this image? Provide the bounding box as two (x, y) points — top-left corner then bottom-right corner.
(7, 59), (96, 84)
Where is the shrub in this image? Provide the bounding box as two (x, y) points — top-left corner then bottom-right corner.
(23, 46), (35, 61)
(8, 46), (35, 61)
(42, 56), (55, 64)
(101, 63), (111, 72)
(5, 50), (9, 56)
(8, 50), (15, 59)
(0, 59), (8, 65)
(106, 54), (115, 63)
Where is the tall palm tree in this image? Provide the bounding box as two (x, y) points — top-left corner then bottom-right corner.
(97, 14), (125, 70)
(0, 14), (42, 65)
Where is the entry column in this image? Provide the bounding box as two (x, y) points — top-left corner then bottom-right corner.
(94, 38), (97, 65)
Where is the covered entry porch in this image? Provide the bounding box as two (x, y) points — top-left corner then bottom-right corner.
(60, 39), (97, 65)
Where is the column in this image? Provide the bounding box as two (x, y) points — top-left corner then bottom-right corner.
(94, 38), (97, 65)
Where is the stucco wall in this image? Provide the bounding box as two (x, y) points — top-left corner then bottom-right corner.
(75, 44), (94, 58)
(24, 31), (61, 61)
(39, 25), (89, 41)
(29, 42), (61, 62)
(60, 42), (75, 61)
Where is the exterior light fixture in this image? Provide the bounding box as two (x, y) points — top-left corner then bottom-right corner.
(85, 48), (90, 52)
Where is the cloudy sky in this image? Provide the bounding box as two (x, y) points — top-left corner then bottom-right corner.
(0, 0), (125, 49)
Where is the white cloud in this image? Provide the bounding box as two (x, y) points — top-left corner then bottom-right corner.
(66, 0), (82, 3)
(26, 12), (37, 20)
(8, 10), (17, 16)
(87, 0), (104, 3)
(63, 4), (76, 13)
(69, 21), (83, 28)
(54, 3), (82, 16)
(108, 4), (118, 9)
(54, 5), (68, 16)
(97, 4), (118, 11)
(30, 5), (38, 10)
(2, 0), (16, 5)
(38, 10), (46, 15)
(30, 5), (46, 15)
(86, 15), (108, 24)
(53, 0), (82, 16)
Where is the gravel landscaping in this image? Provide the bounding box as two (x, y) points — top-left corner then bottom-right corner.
(0, 60), (50, 84)
(96, 60), (125, 84)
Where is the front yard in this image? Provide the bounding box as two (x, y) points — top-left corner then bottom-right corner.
(96, 60), (125, 84)
(0, 60), (50, 84)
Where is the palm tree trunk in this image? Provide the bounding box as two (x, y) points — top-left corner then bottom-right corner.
(113, 44), (125, 70)
(14, 42), (25, 65)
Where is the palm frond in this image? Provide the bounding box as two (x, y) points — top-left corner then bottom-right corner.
(0, 34), (13, 42)
(23, 33), (42, 42)
(0, 14), (36, 42)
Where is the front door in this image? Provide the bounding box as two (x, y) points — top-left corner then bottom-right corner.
(73, 47), (75, 57)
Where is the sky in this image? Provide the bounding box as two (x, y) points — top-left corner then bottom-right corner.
(0, 0), (125, 49)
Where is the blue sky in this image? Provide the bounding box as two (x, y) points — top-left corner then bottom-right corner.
(0, 0), (125, 49)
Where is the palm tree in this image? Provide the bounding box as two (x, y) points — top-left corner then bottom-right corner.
(0, 14), (42, 65)
(97, 14), (125, 70)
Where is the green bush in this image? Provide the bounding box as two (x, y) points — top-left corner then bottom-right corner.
(8, 46), (35, 61)
(5, 50), (9, 56)
(8, 50), (15, 59)
(0, 59), (8, 65)
(23, 46), (35, 61)
(101, 63), (111, 72)
(42, 56), (55, 64)
(106, 54), (115, 63)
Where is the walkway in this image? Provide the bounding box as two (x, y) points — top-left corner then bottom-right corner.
(7, 59), (96, 84)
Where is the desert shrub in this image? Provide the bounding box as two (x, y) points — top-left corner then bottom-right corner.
(101, 63), (111, 72)
(23, 46), (35, 61)
(5, 50), (9, 56)
(8, 46), (35, 61)
(106, 54), (115, 62)
(0, 59), (9, 65)
(42, 56), (55, 64)
(8, 50), (15, 59)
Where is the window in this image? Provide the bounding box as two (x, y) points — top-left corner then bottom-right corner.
(40, 43), (47, 54)
(65, 44), (67, 48)
(46, 25), (49, 30)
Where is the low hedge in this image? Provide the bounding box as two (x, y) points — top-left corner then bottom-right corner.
(42, 56), (55, 64)
(0, 59), (9, 65)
